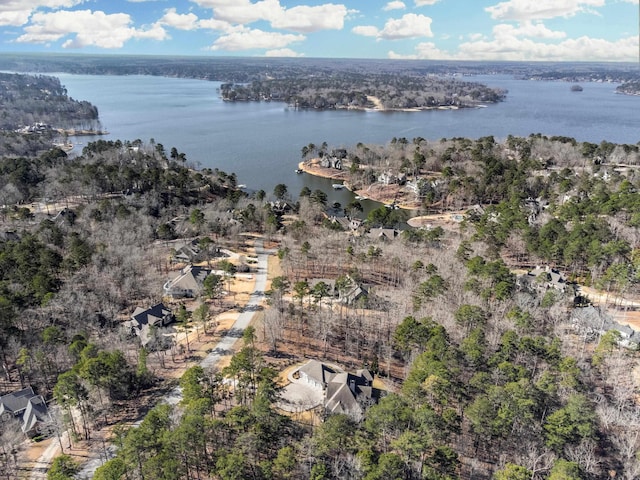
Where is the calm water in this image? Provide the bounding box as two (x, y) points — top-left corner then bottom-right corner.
(55, 73), (640, 201)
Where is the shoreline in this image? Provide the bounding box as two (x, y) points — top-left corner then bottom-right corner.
(55, 128), (109, 136)
(298, 159), (421, 211)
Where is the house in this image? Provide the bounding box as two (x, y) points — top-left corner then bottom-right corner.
(320, 156), (343, 170)
(367, 227), (399, 241)
(526, 266), (567, 292)
(328, 216), (363, 233)
(338, 277), (369, 305)
(0, 387), (53, 437)
(172, 239), (203, 264)
(269, 200), (293, 214)
(164, 265), (212, 298)
(295, 360), (380, 421)
(329, 216), (350, 230)
(349, 218), (363, 231)
(325, 369), (377, 421)
(298, 360), (337, 389)
(378, 170), (396, 185)
(125, 302), (175, 348)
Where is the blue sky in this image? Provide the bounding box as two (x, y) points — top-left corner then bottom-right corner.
(1, 0), (638, 61)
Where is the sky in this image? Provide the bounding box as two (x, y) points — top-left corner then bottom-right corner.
(0, 0), (638, 62)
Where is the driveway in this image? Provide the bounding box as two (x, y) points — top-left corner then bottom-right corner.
(73, 239), (271, 478)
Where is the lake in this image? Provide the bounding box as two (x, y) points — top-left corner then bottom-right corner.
(54, 72), (640, 202)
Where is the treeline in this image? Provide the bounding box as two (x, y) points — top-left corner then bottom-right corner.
(311, 134), (640, 289)
(2, 125), (640, 478)
(0, 73), (99, 130)
(220, 72), (506, 110)
(0, 134), (271, 476)
(0, 53), (636, 86)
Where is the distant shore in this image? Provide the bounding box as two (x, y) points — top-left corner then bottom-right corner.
(55, 128), (109, 136)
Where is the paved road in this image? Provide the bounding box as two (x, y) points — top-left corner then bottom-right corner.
(28, 432), (69, 480)
(71, 240), (270, 478)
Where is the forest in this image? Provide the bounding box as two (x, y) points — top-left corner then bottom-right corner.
(0, 73), (99, 131)
(0, 53), (637, 98)
(0, 72), (639, 480)
(218, 72), (506, 110)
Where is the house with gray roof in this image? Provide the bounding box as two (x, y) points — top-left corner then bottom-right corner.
(367, 227), (399, 241)
(298, 360), (337, 389)
(172, 239), (203, 264)
(523, 266), (567, 293)
(338, 277), (369, 305)
(295, 360), (380, 421)
(325, 369), (377, 421)
(0, 386), (53, 437)
(125, 302), (175, 348)
(164, 264), (212, 298)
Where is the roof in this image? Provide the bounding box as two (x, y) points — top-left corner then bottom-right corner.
(173, 242), (201, 261)
(298, 360), (336, 386)
(21, 396), (50, 433)
(340, 283), (368, 304)
(367, 228), (398, 240)
(131, 303), (173, 328)
(0, 387), (51, 434)
(0, 386), (35, 416)
(325, 370), (376, 419)
(164, 265), (211, 294)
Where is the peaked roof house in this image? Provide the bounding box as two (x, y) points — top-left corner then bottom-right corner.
(338, 276), (369, 305)
(125, 303), (175, 347)
(325, 369), (377, 421)
(164, 265), (212, 298)
(367, 227), (399, 241)
(296, 360), (380, 421)
(521, 266), (568, 293)
(0, 387), (53, 437)
(298, 360), (337, 389)
(172, 239), (203, 264)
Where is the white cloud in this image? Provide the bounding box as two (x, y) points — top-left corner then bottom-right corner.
(493, 21), (566, 39)
(16, 9), (168, 48)
(191, 0), (349, 33)
(210, 27), (305, 51)
(0, 0), (84, 27)
(271, 4), (347, 32)
(486, 0), (605, 21)
(197, 17), (235, 31)
(197, 0), (278, 24)
(352, 25), (379, 37)
(378, 13), (433, 39)
(158, 8), (199, 30)
(414, 0), (440, 5)
(265, 48), (304, 57)
(353, 13), (433, 40)
(456, 34), (637, 61)
(383, 1), (406, 11)
(389, 41), (448, 59)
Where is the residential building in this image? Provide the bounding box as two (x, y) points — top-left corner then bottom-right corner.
(0, 387), (53, 437)
(164, 265), (212, 298)
(125, 302), (175, 348)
